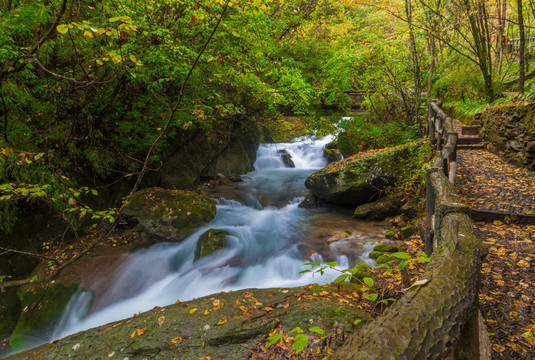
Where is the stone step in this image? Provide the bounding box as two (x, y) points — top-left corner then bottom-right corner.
(457, 144), (486, 150)
(458, 136), (482, 145)
(461, 126), (480, 136)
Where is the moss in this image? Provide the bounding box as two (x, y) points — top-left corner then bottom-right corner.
(373, 244), (399, 253)
(376, 254), (394, 264)
(368, 251), (382, 260)
(400, 225), (415, 239)
(385, 231), (396, 238)
(0, 288), (21, 340)
(10, 281), (78, 350)
(194, 229), (230, 260)
(350, 262), (372, 282)
(124, 188), (216, 241)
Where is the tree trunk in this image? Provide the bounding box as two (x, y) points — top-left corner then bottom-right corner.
(405, 0), (422, 128)
(518, 0), (525, 92)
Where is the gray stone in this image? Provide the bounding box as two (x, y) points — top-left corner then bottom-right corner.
(353, 195), (402, 220)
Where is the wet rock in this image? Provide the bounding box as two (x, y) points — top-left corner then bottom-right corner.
(327, 231), (352, 243)
(124, 188), (216, 241)
(195, 229), (231, 260)
(281, 154), (295, 168)
(0, 288), (21, 342)
(10, 278), (78, 351)
(298, 192), (320, 209)
(305, 142), (424, 205)
(353, 195), (402, 220)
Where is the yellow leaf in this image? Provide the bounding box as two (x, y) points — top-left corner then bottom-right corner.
(264, 307), (274, 312)
(171, 336), (182, 344)
(158, 316), (165, 327)
(83, 30), (94, 39)
(130, 327), (146, 338)
(231, 30), (240, 37)
(217, 318), (227, 325)
(189, 308), (198, 314)
(517, 260), (530, 268)
(56, 24), (69, 34)
(204, 309), (211, 315)
(212, 299), (220, 307)
(129, 54), (137, 63)
(200, 357), (211, 360)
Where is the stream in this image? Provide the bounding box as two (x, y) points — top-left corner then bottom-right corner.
(51, 133), (390, 340)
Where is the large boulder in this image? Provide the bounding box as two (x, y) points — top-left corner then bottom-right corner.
(304, 142), (426, 205)
(194, 229), (231, 260)
(161, 119), (260, 188)
(124, 188), (216, 241)
(8, 286), (369, 360)
(353, 194), (402, 220)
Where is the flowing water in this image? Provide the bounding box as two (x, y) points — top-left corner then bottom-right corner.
(51, 133), (389, 340)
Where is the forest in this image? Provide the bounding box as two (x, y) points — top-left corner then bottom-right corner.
(1, 0), (535, 359)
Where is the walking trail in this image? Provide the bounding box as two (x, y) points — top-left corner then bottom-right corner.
(453, 119), (535, 359)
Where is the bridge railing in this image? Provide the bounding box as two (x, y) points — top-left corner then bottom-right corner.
(333, 101), (487, 359)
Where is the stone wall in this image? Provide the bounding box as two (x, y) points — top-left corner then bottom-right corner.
(479, 103), (535, 170)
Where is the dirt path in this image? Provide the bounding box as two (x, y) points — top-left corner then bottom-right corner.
(455, 149), (535, 359)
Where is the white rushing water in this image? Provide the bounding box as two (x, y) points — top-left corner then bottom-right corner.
(50, 132), (372, 340)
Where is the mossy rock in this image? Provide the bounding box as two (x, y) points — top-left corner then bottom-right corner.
(353, 195), (402, 220)
(323, 148), (342, 164)
(373, 243), (399, 253)
(280, 153), (295, 168)
(368, 251), (383, 260)
(350, 262), (372, 282)
(10, 281), (78, 351)
(194, 229), (231, 260)
(400, 225), (415, 239)
(124, 188), (216, 241)
(0, 287), (21, 341)
(305, 142), (429, 205)
(8, 287), (369, 360)
(376, 254), (394, 264)
(385, 230), (396, 238)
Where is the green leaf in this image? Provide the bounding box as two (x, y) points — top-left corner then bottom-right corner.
(231, 30), (241, 37)
(353, 318), (362, 325)
(91, 189), (98, 196)
(397, 259), (410, 271)
(34, 153), (44, 160)
(364, 293), (378, 301)
(266, 333), (283, 349)
(56, 24), (69, 34)
(287, 327), (302, 334)
(292, 334), (308, 353)
(108, 217), (115, 224)
(333, 274), (350, 283)
(308, 326), (325, 336)
(389, 252), (411, 260)
(326, 261), (338, 267)
(298, 269), (311, 274)
(363, 277), (374, 288)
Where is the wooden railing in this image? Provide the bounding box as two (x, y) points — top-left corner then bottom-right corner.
(333, 101), (487, 359)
